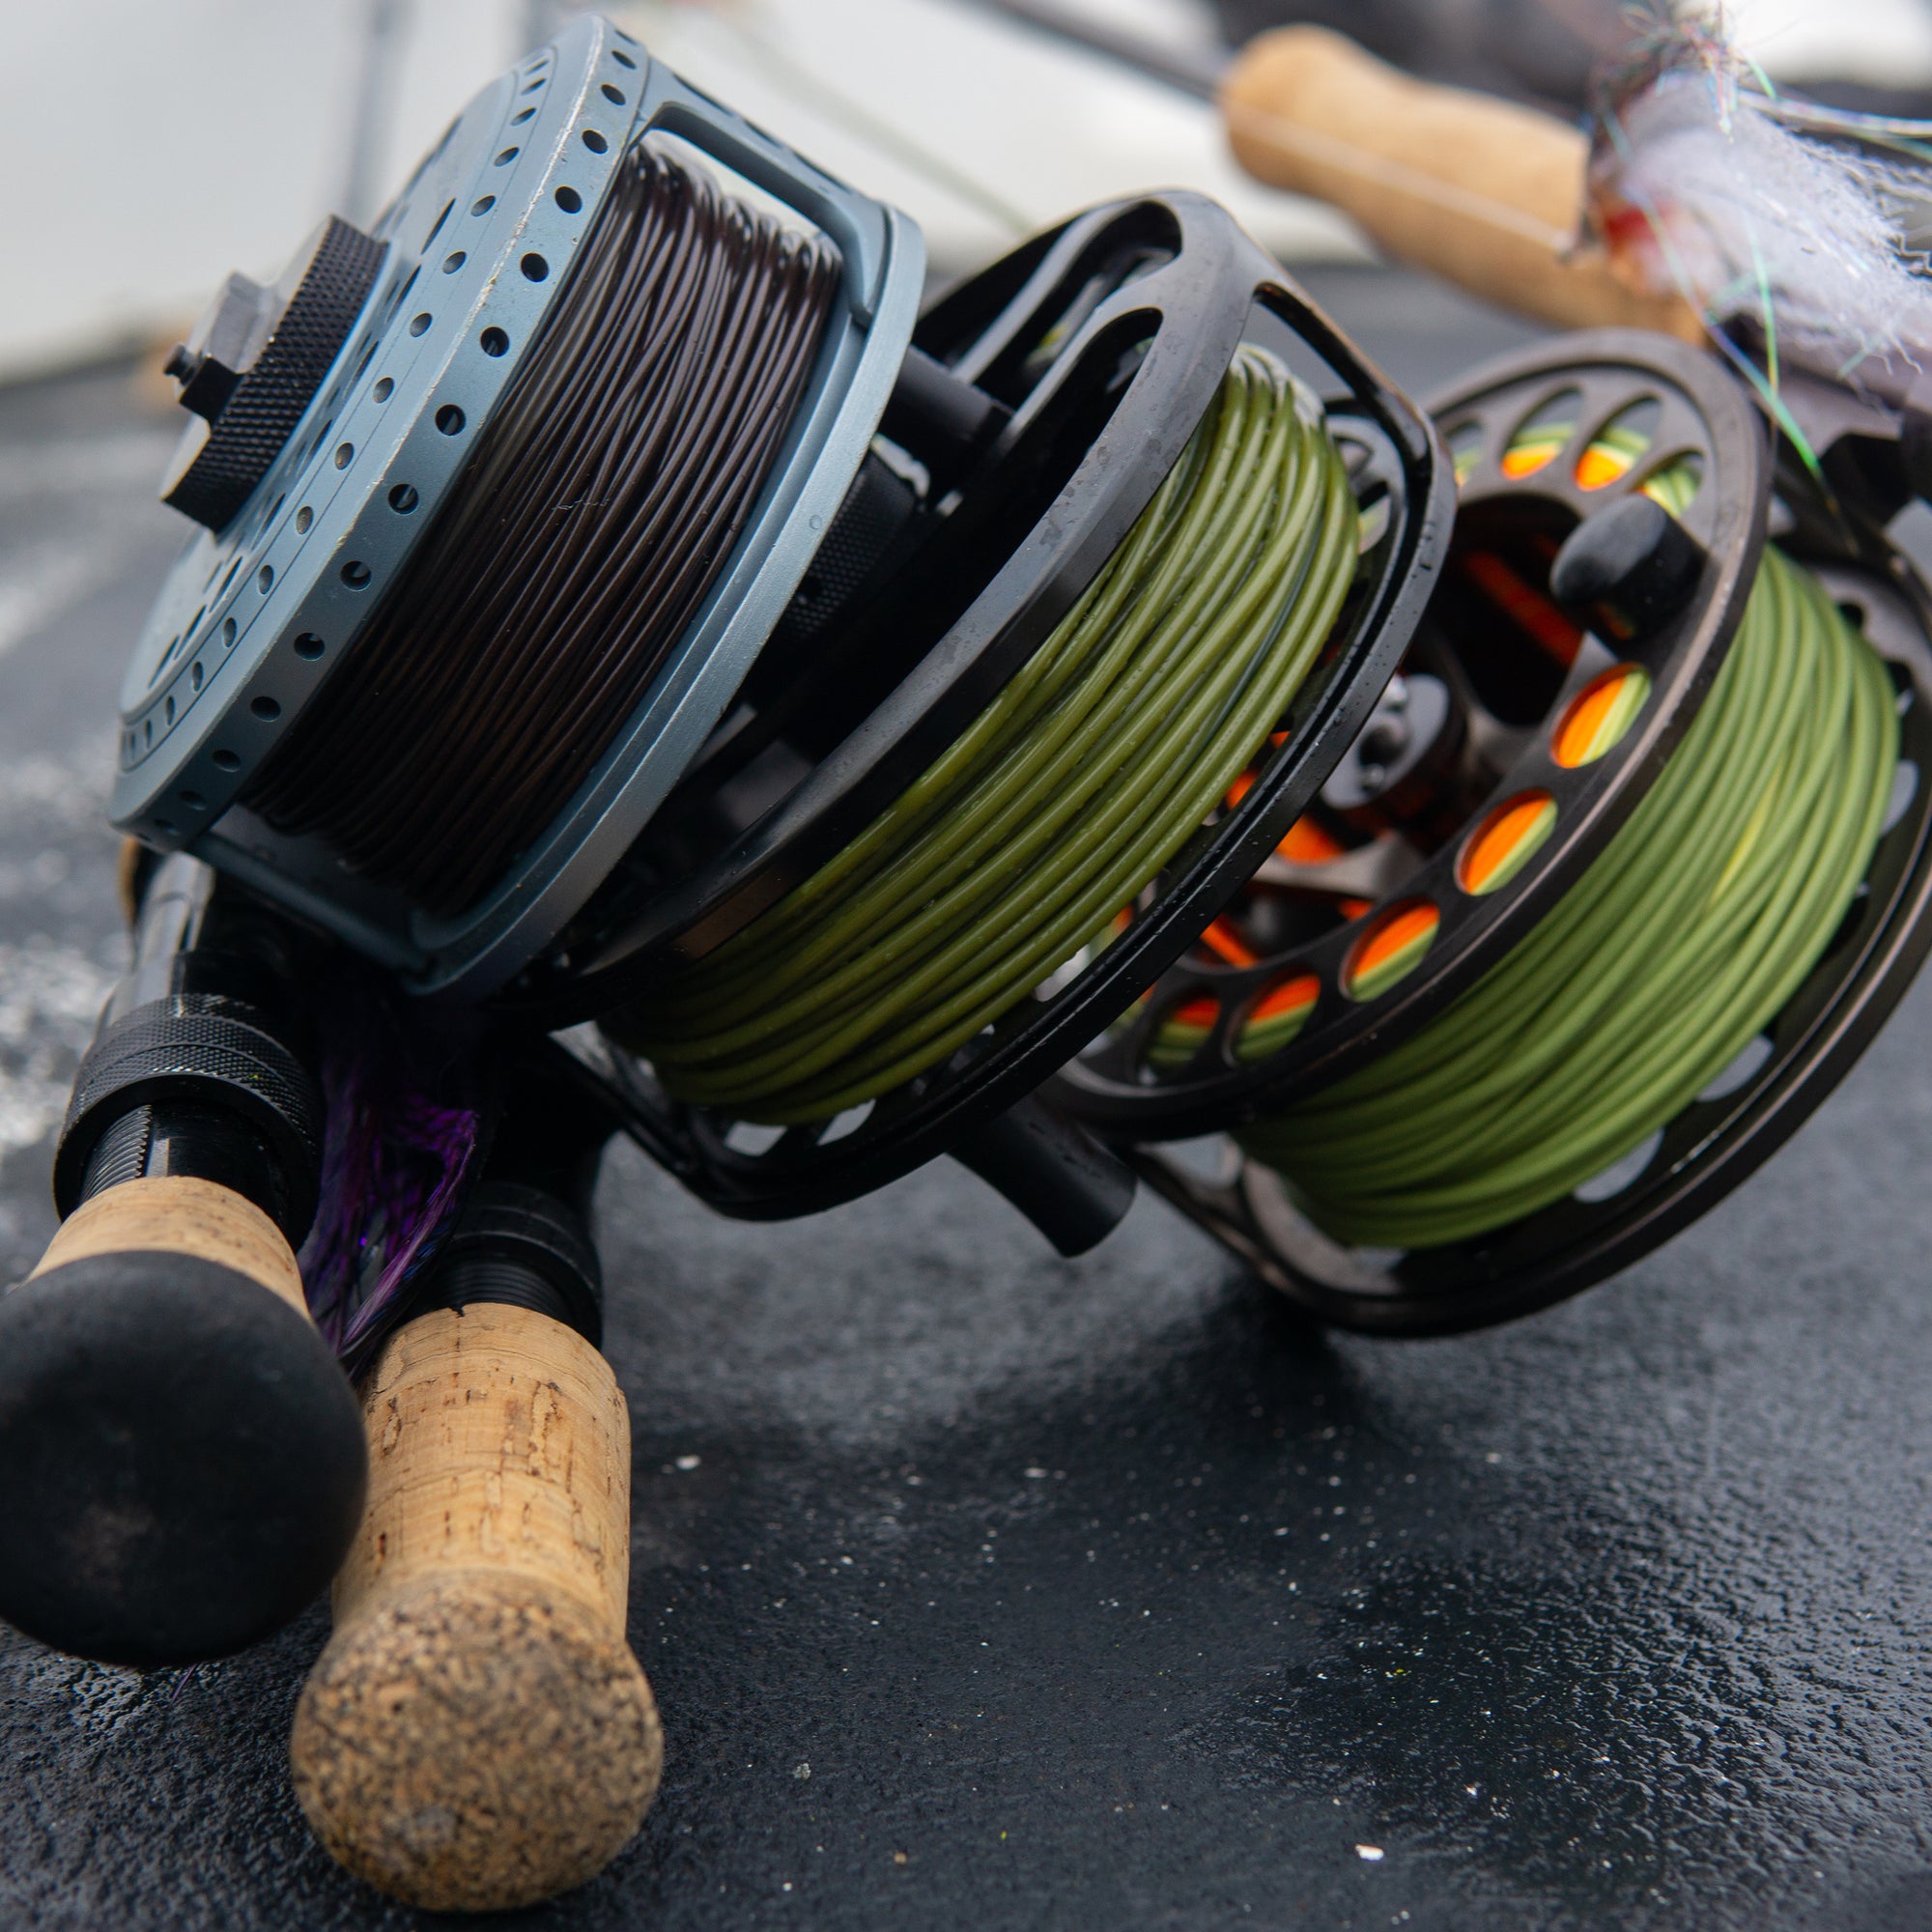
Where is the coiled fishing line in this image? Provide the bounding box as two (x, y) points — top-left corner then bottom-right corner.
(243, 140), (840, 916)
(605, 345), (1361, 1124)
(1236, 539), (1897, 1248)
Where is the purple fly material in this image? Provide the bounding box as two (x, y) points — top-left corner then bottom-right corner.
(298, 983), (483, 1372)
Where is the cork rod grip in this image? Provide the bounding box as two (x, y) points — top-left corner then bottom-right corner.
(29, 1174), (307, 1312)
(291, 1301), (663, 1914)
(1219, 25), (1703, 339)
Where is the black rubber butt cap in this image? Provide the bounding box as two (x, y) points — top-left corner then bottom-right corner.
(1549, 493), (1704, 644)
(0, 1252), (367, 1667)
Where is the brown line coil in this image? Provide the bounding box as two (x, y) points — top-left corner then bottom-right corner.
(244, 140), (842, 917)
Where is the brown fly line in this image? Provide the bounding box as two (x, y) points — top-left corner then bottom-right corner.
(245, 139), (841, 916)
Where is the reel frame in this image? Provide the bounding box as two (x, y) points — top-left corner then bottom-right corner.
(1119, 345), (1932, 1335)
(554, 192), (1452, 1223)
(113, 14), (923, 1001)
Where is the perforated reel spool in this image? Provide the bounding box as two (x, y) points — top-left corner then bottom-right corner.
(1054, 331), (1766, 1135)
(1089, 332), (1932, 1335)
(546, 191), (1452, 1223)
(111, 13), (922, 1001)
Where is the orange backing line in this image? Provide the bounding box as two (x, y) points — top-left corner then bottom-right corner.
(1353, 902), (1438, 980)
(1463, 795), (1548, 892)
(1459, 550), (1582, 667)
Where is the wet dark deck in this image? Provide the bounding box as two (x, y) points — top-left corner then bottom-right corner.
(5, 272), (1931, 1932)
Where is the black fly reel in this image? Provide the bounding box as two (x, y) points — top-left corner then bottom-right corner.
(1057, 332), (1768, 1131)
(533, 191), (1451, 1233)
(1065, 330), (1932, 1334)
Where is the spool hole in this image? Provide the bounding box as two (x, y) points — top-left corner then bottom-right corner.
(1501, 389), (1580, 478)
(554, 185), (582, 213)
(1639, 453), (1703, 515)
(480, 327), (509, 356)
(1344, 900), (1439, 1001)
(1575, 397), (1660, 491)
(818, 1101), (875, 1144)
(1236, 975), (1321, 1062)
(1574, 1127), (1662, 1202)
(1696, 1032), (1775, 1102)
(1457, 791), (1556, 895)
(1148, 994), (1220, 1071)
(1552, 665), (1650, 768)
(213, 749), (240, 772)
(250, 696), (281, 722)
(294, 633), (326, 660)
(1883, 758), (1919, 835)
(436, 405), (466, 435)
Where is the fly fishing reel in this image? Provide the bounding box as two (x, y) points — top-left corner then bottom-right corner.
(115, 13), (921, 999)
(1062, 329), (1932, 1333)
(540, 191), (1451, 1230)
(112, 14), (1452, 1247)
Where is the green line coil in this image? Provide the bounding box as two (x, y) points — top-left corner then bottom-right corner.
(1236, 542), (1899, 1250)
(609, 345), (1362, 1124)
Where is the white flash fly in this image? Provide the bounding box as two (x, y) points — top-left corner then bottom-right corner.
(1587, 8), (1932, 389)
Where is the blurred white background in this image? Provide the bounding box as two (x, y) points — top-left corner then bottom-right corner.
(2, 0), (1928, 382)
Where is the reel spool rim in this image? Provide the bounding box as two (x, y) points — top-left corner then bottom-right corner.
(1047, 327), (1773, 1140)
(1133, 520), (1932, 1336)
(567, 200), (1454, 1222)
(112, 14), (923, 1001)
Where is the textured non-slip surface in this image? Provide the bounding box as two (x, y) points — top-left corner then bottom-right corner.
(6, 274), (1932, 1931)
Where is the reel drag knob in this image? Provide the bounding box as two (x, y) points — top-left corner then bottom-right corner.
(292, 1175), (659, 1912)
(157, 216), (386, 533)
(0, 855), (365, 1666)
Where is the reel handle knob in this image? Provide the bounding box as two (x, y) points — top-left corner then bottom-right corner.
(291, 1239), (660, 1909)
(0, 1175), (366, 1665)
(1218, 26), (1702, 339)
(1549, 494), (1704, 643)
(951, 1092), (1137, 1256)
